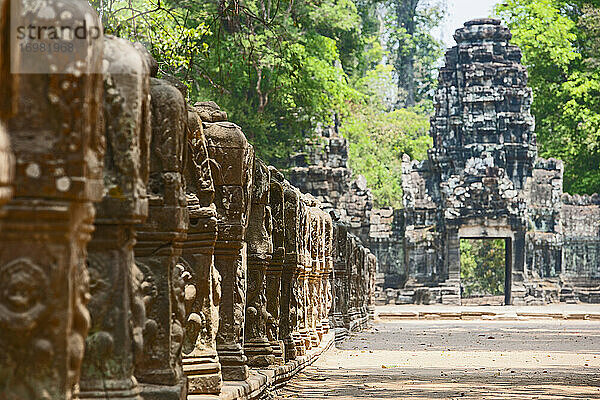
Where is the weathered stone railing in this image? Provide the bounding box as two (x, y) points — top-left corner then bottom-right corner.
(0, 3), (375, 399)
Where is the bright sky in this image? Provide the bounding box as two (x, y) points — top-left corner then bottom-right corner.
(435, 0), (501, 48)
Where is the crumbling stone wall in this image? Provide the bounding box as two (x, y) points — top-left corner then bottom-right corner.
(561, 194), (600, 302)
(289, 127), (373, 243)
(0, 5), (376, 399)
(369, 208), (405, 289)
(288, 124), (404, 303)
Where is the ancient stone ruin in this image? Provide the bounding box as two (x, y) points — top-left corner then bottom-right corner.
(399, 18), (600, 305)
(0, 2), (375, 399)
(294, 19), (600, 306)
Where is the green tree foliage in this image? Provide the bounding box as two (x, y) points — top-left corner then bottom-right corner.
(93, 0), (367, 166)
(93, 0), (442, 208)
(460, 239), (506, 297)
(336, 0), (443, 208)
(383, 0), (445, 108)
(495, 0), (600, 194)
(341, 105), (431, 208)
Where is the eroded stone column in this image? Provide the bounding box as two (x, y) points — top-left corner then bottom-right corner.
(298, 195), (312, 351)
(204, 112), (254, 381)
(133, 78), (189, 399)
(244, 159), (275, 367)
(1, 1), (104, 398)
(0, 0), (16, 218)
(181, 108), (223, 394)
(360, 247), (369, 323)
(321, 212), (333, 334)
(308, 206), (322, 346)
(331, 222), (349, 334)
(281, 184), (303, 360)
(348, 236), (359, 329)
(80, 36), (151, 400)
(367, 252), (377, 320)
(266, 167), (286, 365)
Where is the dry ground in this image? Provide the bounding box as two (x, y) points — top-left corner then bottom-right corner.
(275, 319), (600, 399)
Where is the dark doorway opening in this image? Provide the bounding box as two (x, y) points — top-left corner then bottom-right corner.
(460, 238), (511, 305)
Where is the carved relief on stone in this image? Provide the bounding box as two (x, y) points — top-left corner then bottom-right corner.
(244, 159), (275, 367)
(0, 0), (17, 216)
(330, 220), (347, 330)
(133, 77), (189, 399)
(181, 107), (223, 395)
(304, 199), (321, 347)
(0, 1), (104, 398)
(367, 252), (377, 319)
(297, 195), (312, 351)
(204, 118), (254, 381)
(345, 235), (357, 328)
(280, 183), (302, 360)
(79, 35), (152, 400)
(266, 167), (286, 365)
(321, 212), (334, 334)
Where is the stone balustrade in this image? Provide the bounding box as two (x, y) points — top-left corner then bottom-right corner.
(0, 5), (376, 399)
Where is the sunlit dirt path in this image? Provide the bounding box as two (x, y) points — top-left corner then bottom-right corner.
(274, 319), (600, 399)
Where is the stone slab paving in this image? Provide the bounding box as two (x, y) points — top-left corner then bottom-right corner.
(274, 319), (600, 399)
(376, 304), (600, 320)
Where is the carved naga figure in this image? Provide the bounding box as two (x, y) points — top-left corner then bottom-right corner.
(321, 211), (334, 334)
(297, 195), (312, 351)
(79, 36), (151, 400)
(281, 182), (303, 360)
(243, 159), (275, 367)
(203, 103), (254, 381)
(133, 74), (189, 398)
(1, 1), (105, 399)
(266, 166), (286, 364)
(181, 104), (223, 395)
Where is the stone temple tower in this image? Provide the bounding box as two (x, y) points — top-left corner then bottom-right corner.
(402, 18), (538, 305)
(431, 18), (536, 219)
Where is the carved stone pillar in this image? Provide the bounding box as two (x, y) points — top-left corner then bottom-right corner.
(204, 117), (254, 381)
(307, 204), (320, 347)
(367, 252), (377, 320)
(80, 36), (151, 400)
(298, 196), (312, 351)
(133, 78), (189, 400)
(1, 1), (104, 398)
(266, 167), (285, 365)
(331, 222), (348, 332)
(315, 210), (326, 342)
(244, 159), (274, 367)
(0, 0), (17, 219)
(321, 212), (333, 334)
(362, 248), (370, 320)
(181, 108), (222, 395)
(281, 184), (304, 361)
(346, 236), (357, 330)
